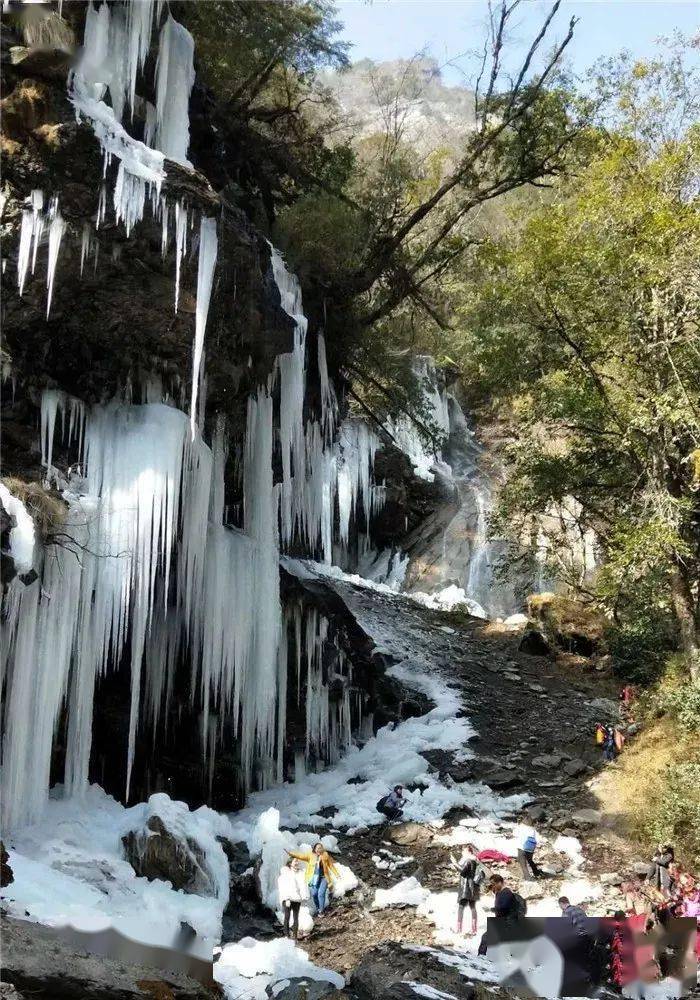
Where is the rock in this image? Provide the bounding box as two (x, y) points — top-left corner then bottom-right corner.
(600, 873), (624, 886)
(386, 823), (432, 847)
(531, 754), (563, 769)
(526, 805), (547, 823)
(633, 862), (652, 876)
(518, 881), (545, 900)
(519, 629), (552, 656)
(503, 613), (529, 629)
(1, 841), (14, 888)
(0, 915), (214, 999)
(562, 758), (587, 777)
(349, 941), (475, 1000)
(122, 814), (216, 896)
(571, 808), (602, 826)
(528, 683), (547, 693)
(626, 722), (642, 736)
(438, 626), (455, 635)
(587, 697), (619, 717)
(271, 980), (338, 1000)
(484, 770), (523, 791)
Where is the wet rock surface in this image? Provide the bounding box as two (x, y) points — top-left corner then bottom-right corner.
(0, 916), (221, 1000)
(122, 815), (217, 896)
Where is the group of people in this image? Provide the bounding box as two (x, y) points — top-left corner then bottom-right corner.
(277, 842), (339, 939)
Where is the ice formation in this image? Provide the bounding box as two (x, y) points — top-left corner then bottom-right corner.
(190, 215), (218, 439)
(154, 14), (195, 164)
(386, 356), (451, 482)
(0, 483), (35, 574)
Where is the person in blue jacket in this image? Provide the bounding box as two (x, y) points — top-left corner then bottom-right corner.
(518, 827), (544, 879)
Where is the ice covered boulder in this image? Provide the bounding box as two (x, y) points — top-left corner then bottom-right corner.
(273, 978), (339, 1000)
(122, 795), (229, 898)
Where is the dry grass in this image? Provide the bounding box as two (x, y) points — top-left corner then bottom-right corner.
(527, 592), (607, 643)
(590, 717), (700, 867)
(2, 476), (65, 538)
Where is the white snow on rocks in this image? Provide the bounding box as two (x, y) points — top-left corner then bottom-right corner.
(0, 483), (35, 573)
(214, 937), (344, 1000)
(373, 876), (431, 910)
(3, 786), (230, 956)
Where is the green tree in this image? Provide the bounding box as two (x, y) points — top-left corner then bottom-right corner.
(451, 41), (700, 676)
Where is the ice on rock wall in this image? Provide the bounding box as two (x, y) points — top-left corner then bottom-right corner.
(0, 484), (36, 575)
(154, 15), (195, 164)
(4, 383), (293, 828)
(386, 356), (451, 482)
(190, 216), (218, 439)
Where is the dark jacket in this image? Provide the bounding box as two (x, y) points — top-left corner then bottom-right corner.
(562, 903), (590, 938)
(458, 859), (486, 903)
(494, 887), (518, 922)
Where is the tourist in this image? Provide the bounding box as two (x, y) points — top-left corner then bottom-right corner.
(452, 843), (486, 936)
(518, 826), (543, 879)
(376, 784), (406, 823)
(277, 858), (306, 939)
(603, 724), (618, 762)
(477, 875), (526, 955)
(285, 842), (339, 916)
(646, 844), (674, 896)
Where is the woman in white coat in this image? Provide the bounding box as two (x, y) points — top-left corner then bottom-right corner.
(277, 858), (307, 940)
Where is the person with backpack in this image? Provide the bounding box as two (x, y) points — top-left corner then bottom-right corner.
(518, 826), (544, 879)
(477, 875), (526, 955)
(277, 858), (307, 939)
(376, 785), (406, 823)
(451, 843), (486, 936)
(285, 842), (339, 916)
(602, 724), (618, 762)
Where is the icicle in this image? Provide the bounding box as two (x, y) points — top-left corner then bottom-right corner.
(80, 223), (91, 276)
(317, 332), (337, 437)
(190, 216), (217, 439)
(45, 205), (65, 318)
(154, 14), (195, 165)
(17, 189), (44, 296)
(160, 196), (169, 258)
(174, 199), (187, 311)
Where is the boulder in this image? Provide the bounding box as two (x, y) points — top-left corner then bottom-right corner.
(270, 979), (338, 1000)
(526, 805), (547, 823)
(386, 823), (432, 847)
(484, 769), (524, 791)
(122, 814), (216, 896)
(528, 683), (547, 694)
(349, 941), (476, 1000)
(562, 759), (587, 778)
(518, 881), (545, 900)
(519, 629), (552, 657)
(571, 808), (602, 826)
(531, 755), (563, 769)
(600, 873), (624, 886)
(1, 841), (14, 888)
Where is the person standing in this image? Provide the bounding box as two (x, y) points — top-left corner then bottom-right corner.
(603, 724), (618, 762)
(452, 843), (486, 936)
(277, 859), (306, 939)
(286, 842), (339, 916)
(647, 845), (674, 896)
(478, 875), (526, 955)
(518, 827), (543, 879)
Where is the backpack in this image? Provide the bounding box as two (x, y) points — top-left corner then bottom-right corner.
(614, 729), (625, 751)
(513, 892), (528, 919)
(376, 795), (389, 812)
(595, 725), (605, 745)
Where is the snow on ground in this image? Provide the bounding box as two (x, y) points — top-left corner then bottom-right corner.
(407, 984), (459, 1000)
(0, 482), (35, 573)
(373, 876), (431, 910)
(214, 937), (344, 1000)
(2, 785), (230, 957)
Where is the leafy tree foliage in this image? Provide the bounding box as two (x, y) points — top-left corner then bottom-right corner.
(450, 41), (700, 675)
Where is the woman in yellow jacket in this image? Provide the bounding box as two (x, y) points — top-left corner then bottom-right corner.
(286, 842), (338, 915)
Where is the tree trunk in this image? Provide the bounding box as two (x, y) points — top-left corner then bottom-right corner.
(670, 564), (700, 681)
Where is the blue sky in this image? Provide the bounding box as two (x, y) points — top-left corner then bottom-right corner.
(335, 1), (699, 83)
